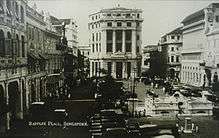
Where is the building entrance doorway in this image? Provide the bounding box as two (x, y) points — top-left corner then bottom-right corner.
(116, 62), (123, 78)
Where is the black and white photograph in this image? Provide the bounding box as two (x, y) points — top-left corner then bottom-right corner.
(0, 0), (219, 137)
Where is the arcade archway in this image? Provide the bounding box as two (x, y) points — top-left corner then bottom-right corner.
(8, 81), (21, 123)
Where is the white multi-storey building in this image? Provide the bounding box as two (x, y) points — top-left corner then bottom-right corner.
(51, 18), (78, 56)
(181, 3), (219, 87)
(89, 6), (143, 79)
(160, 27), (183, 80)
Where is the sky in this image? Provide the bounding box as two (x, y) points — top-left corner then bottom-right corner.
(28, 0), (218, 46)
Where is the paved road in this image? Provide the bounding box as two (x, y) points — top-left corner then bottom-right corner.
(122, 80), (165, 102)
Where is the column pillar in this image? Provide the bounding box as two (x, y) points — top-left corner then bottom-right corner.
(102, 30), (106, 54)
(100, 61), (104, 77)
(123, 62), (127, 79)
(35, 79), (39, 101)
(18, 79), (23, 119)
(90, 61), (92, 77)
(113, 30), (116, 53)
(26, 79), (30, 110)
(112, 62), (116, 78)
(122, 30), (125, 53)
(132, 30), (136, 56)
(131, 61), (137, 78)
(139, 31), (142, 55)
(4, 82), (10, 130)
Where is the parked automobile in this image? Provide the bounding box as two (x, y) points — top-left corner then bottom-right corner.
(28, 102), (53, 121)
(126, 122), (141, 136)
(104, 127), (128, 137)
(52, 109), (69, 122)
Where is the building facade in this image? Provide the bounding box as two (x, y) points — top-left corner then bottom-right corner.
(78, 45), (90, 58)
(78, 45), (91, 78)
(89, 6), (143, 79)
(141, 45), (167, 78)
(204, 4), (219, 86)
(160, 27), (182, 80)
(0, 0), (27, 131)
(50, 17), (78, 56)
(141, 45), (159, 74)
(180, 3), (219, 87)
(62, 19), (78, 56)
(26, 4), (47, 106)
(26, 5), (63, 104)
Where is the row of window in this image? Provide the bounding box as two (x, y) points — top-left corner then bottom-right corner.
(82, 51), (90, 56)
(106, 42), (132, 53)
(106, 30), (133, 41)
(91, 61), (101, 76)
(106, 13), (140, 18)
(168, 55), (180, 63)
(90, 21), (139, 30)
(92, 62), (131, 77)
(107, 22), (138, 27)
(215, 15), (219, 22)
(0, 0), (25, 23)
(27, 26), (43, 42)
(171, 35), (181, 40)
(92, 32), (101, 42)
(163, 35), (181, 42)
(0, 30), (25, 57)
(90, 23), (101, 29)
(170, 46), (179, 52)
(92, 43), (101, 53)
(181, 71), (202, 83)
(182, 66), (201, 71)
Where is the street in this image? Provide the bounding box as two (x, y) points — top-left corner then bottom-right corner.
(0, 79), (219, 138)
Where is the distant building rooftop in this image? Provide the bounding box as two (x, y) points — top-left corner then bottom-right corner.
(166, 27), (183, 35)
(100, 6), (142, 12)
(89, 6), (142, 16)
(181, 9), (204, 24)
(50, 16), (75, 26)
(143, 45), (159, 53)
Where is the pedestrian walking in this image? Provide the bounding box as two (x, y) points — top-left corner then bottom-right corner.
(151, 82), (154, 88)
(68, 93), (71, 99)
(162, 87), (165, 93)
(155, 83), (158, 89)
